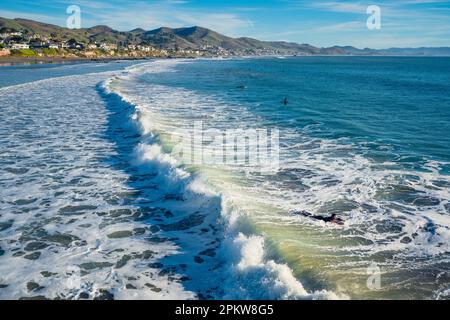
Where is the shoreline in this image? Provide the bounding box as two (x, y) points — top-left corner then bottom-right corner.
(0, 56), (158, 66)
(2, 54), (450, 67)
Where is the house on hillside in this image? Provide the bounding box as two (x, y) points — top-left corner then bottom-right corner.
(0, 31), (23, 39)
(137, 45), (154, 52)
(66, 39), (85, 50)
(48, 42), (60, 49)
(29, 40), (49, 49)
(11, 43), (30, 50)
(30, 34), (49, 41)
(100, 43), (118, 51)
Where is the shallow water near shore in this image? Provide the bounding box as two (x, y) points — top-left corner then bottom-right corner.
(0, 57), (449, 299)
(109, 57), (450, 299)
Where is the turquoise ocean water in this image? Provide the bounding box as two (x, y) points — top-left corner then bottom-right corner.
(0, 57), (449, 299)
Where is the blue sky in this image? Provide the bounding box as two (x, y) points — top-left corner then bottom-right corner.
(1, 0), (450, 48)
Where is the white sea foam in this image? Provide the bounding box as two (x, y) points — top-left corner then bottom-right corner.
(105, 59), (450, 299)
(0, 72), (199, 300)
(2, 58), (447, 300)
(101, 60), (344, 300)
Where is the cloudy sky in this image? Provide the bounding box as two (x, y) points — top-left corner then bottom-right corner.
(1, 0), (450, 48)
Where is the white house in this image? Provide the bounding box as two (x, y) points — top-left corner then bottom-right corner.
(100, 43), (118, 50)
(11, 43), (30, 50)
(137, 45), (154, 52)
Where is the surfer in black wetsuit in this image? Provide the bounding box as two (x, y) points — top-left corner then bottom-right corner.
(283, 97), (289, 105)
(294, 211), (345, 225)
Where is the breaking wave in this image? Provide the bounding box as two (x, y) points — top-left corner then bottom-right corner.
(99, 62), (343, 300)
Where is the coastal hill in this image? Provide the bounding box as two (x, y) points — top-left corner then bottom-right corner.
(1, 16), (450, 56)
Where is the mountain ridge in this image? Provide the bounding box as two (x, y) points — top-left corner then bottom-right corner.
(1, 16), (450, 56)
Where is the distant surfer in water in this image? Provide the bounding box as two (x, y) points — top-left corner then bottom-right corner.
(294, 211), (345, 226)
(283, 97), (289, 105)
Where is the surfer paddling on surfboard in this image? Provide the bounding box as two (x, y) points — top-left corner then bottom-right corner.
(293, 211), (345, 226)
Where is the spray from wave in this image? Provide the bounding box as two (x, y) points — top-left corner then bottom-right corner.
(99, 61), (343, 300)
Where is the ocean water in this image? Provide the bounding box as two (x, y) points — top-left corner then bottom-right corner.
(0, 57), (449, 300)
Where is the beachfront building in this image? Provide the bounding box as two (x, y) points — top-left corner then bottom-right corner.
(11, 43), (29, 50)
(29, 40), (49, 49)
(100, 43), (118, 51)
(178, 48), (202, 56)
(48, 42), (60, 49)
(66, 40), (85, 50)
(87, 43), (98, 50)
(137, 45), (155, 52)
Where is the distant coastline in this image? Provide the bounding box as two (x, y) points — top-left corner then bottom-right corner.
(2, 54), (450, 68)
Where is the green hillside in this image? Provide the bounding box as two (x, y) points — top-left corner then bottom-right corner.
(2, 16), (450, 56)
